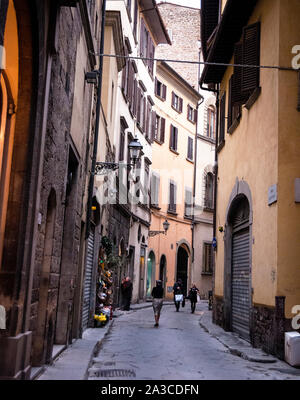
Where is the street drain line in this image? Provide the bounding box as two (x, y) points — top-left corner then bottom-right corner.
(91, 369), (136, 378)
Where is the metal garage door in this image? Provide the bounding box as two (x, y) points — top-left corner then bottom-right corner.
(82, 228), (95, 331)
(231, 228), (250, 341)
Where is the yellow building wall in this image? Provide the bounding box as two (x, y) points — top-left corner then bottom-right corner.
(215, 0), (281, 308)
(149, 65), (198, 298)
(277, 0), (300, 318)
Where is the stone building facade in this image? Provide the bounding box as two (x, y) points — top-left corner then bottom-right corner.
(0, 0), (102, 379)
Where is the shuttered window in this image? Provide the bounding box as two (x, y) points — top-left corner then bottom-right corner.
(242, 22), (260, 96)
(184, 188), (193, 218)
(228, 22), (260, 132)
(201, 0), (220, 60)
(172, 92), (183, 113)
(170, 125), (178, 152)
(155, 78), (167, 100)
(207, 106), (215, 139)
(150, 173), (160, 207)
(187, 105), (197, 123)
(168, 182), (177, 213)
(204, 172), (214, 210)
(187, 137), (193, 160)
(219, 92), (226, 145)
(203, 242), (213, 274)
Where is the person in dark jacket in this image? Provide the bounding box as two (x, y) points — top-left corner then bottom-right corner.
(173, 278), (183, 312)
(121, 276), (133, 311)
(151, 280), (164, 327)
(188, 283), (199, 313)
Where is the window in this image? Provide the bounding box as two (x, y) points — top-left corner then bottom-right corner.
(168, 181), (177, 213)
(204, 172), (214, 210)
(126, 0), (132, 19)
(184, 188), (193, 218)
(150, 172), (160, 207)
(187, 137), (193, 161)
(119, 118), (128, 162)
(155, 78), (167, 100)
(110, 81), (114, 122)
(172, 91), (183, 113)
(203, 242), (213, 274)
(207, 106), (215, 139)
(139, 18), (155, 75)
(133, 0), (138, 39)
(169, 125), (178, 152)
(228, 22), (261, 132)
(154, 115), (165, 143)
(218, 92), (226, 146)
(143, 164), (150, 205)
(187, 105), (197, 123)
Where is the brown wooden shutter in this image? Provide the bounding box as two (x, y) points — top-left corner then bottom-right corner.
(137, 87), (142, 125)
(151, 110), (156, 142)
(194, 108), (198, 123)
(143, 97), (147, 132)
(122, 48), (129, 95)
(188, 137), (193, 160)
(219, 92), (226, 144)
(174, 127), (178, 151)
(128, 62), (134, 109)
(241, 22), (260, 96)
(170, 124), (174, 149)
(160, 118), (165, 143)
(227, 76), (233, 130)
(154, 77), (158, 96)
(140, 18), (145, 57)
(232, 42), (249, 104)
(201, 0), (220, 60)
(133, 79), (137, 117)
(162, 84), (167, 100)
(171, 91), (175, 107)
(179, 97), (183, 113)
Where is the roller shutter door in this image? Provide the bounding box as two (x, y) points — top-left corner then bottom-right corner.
(82, 228), (95, 331)
(231, 228), (250, 341)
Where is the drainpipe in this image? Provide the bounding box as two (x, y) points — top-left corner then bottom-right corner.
(191, 97), (204, 266)
(86, 0), (106, 239)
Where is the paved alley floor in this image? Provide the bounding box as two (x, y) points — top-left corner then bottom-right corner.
(88, 302), (300, 381)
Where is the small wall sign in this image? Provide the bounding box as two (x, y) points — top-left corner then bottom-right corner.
(268, 184), (278, 206)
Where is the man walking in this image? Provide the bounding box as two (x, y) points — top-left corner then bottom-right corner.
(121, 276), (133, 311)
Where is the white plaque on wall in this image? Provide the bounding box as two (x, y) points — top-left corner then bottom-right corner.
(295, 178), (300, 203)
(268, 184), (277, 206)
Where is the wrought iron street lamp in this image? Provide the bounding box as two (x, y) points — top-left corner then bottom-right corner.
(149, 219), (170, 237)
(94, 138), (143, 175)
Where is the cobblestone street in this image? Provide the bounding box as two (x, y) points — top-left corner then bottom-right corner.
(88, 302), (300, 380)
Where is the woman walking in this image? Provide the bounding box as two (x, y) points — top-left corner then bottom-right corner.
(188, 283), (199, 313)
(151, 280), (164, 327)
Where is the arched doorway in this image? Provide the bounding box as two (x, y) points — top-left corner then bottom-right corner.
(159, 255), (166, 294)
(228, 195), (251, 341)
(146, 251), (155, 298)
(176, 246), (189, 296)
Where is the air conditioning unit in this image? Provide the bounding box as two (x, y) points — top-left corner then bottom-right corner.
(285, 332), (300, 367)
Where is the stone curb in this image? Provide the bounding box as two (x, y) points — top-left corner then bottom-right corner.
(199, 312), (277, 364)
(83, 319), (115, 380)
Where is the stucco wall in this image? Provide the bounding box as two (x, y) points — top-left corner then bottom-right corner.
(215, 0), (280, 308)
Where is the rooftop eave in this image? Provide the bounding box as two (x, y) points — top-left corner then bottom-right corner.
(139, 0), (171, 45)
(200, 0), (258, 85)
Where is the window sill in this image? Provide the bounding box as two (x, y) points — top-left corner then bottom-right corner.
(167, 210), (177, 216)
(155, 94), (165, 102)
(187, 118), (196, 125)
(201, 271), (213, 276)
(154, 138), (164, 145)
(184, 215), (193, 221)
(171, 105), (182, 114)
(203, 207), (214, 213)
(169, 148), (179, 155)
(150, 205), (161, 210)
(197, 134), (215, 144)
(186, 157), (194, 164)
(245, 87), (261, 110)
